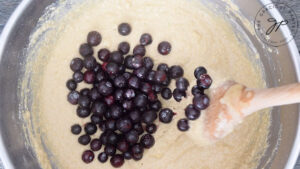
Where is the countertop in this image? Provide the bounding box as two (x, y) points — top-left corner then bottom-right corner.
(0, 0), (300, 169)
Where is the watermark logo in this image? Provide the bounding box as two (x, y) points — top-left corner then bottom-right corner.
(254, 2), (298, 47)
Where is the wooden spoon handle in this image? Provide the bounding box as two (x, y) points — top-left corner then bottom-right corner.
(243, 83), (300, 116)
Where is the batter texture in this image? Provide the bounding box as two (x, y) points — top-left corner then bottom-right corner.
(22, 0), (270, 169)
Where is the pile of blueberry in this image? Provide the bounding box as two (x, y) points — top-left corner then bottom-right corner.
(177, 67), (212, 131)
(66, 22), (212, 168)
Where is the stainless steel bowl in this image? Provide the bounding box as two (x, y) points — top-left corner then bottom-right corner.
(0, 0), (299, 168)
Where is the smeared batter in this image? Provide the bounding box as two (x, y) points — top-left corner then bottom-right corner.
(21, 0), (270, 169)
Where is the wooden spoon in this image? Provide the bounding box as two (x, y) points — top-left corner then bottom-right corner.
(203, 81), (300, 141)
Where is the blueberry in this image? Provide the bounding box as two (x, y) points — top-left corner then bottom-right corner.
(110, 105), (123, 119)
(67, 91), (80, 105)
(193, 94), (210, 110)
(124, 89), (136, 100)
(146, 70), (156, 82)
(194, 66), (207, 79)
(143, 57), (154, 70)
(71, 124), (82, 135)
(133, 67), (148, 79)
(150, 101), (162, 111)
(152, 84), (162, 94)
(104, 111), (112, 119)
(118, 41), (130, 55)
(117, 140), (129, 153)
(131, 55), (143, 69)
(146, 124), (157, 134)
(96, 71), (107, 82)
(161, 88), (172, 100)
(177, 119), (189, 131)
(124, 55), (134, 69)
(114, 89), (124, 102)
(105, 145), (116, 156)
(78, 95), (91, 108)
(123, 152), (132, 160)
(90, 139), (102, 151)
(84, 122), (97, 135)
(110, 154), (124, 168)
(116, 117), (133, 133)
(98, 48), (110, 62)
(161, 77), (171, 86)
(107, 131), (119, 145)
(133, 45), (146, 56)
(70, 58), (83, 72)
(118, 23), (131, 36)
(82, 150), (94, 163)
(157, 63), (169, 73)
(123, 72), (132, 80)
(66, 79), (77, 91)
(100, 131), (110, 145)
(93, 63), (101, 73)
(191, 85), (204, 96)
(92, 101), (107, 116)
(154, 71), (167, 84)
(140, 33), (152, 46)
(79, 88), (91, 95)
(83, 70), (96, 84)
(91, 114), (102, 124)
(133, 123), (144, 135)
(87, 31), (101, 46)
(132, 152), (143, 161)
(147, 92), (158, 102)
(83, 56), (97, 70)
(73, 71), (84, 83)
(134, 94), (148, 107)
(128, 76), (140, 89)
(158, 41), (171, 55)
(129, 110), (141, 123)
(78, 134), (91, 145)
(97, 80), (114, 96)
(131, 143), (144, 154)
(104, 96), (114, 107)
(168, 65), (184, 79)
(80, 88), (90, 96)
(98, 152), (108, 163)
(159, 108), (174, 123)
(185, 104), (201, 120)
(140, 82), (152, 94)
(114, 75), (127, 88)
(141, 134), (155, 149)
(89, 87), (102, 100)
(173, 88), (186, 102)
(118, 64), (126, 74)
(106, 62), (119, 75)
(79, 43), (93, 57)
(139, 106), (147, 113)
(105, 119), (116, 131)
(122, 100), (133, 110)
(176, 77), (189, 91)
(99, 121), (106, 132)
(142, 110), (157, 125)
(109, 51), (124, 65)
(77, 107), (91, 118)
(197, 74), (212, 89)
(108, 74), (117, 81)
(125, 130), (139, 144)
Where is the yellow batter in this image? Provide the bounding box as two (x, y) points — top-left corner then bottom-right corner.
(22, 0), (270, 169)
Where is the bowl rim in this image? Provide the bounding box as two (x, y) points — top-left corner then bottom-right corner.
(0, 0), (299, 169)
(0, 1), (33, 168)
(259, 0), (300, 168)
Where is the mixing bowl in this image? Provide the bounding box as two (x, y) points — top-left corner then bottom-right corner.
(0, 0), (299, 168)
